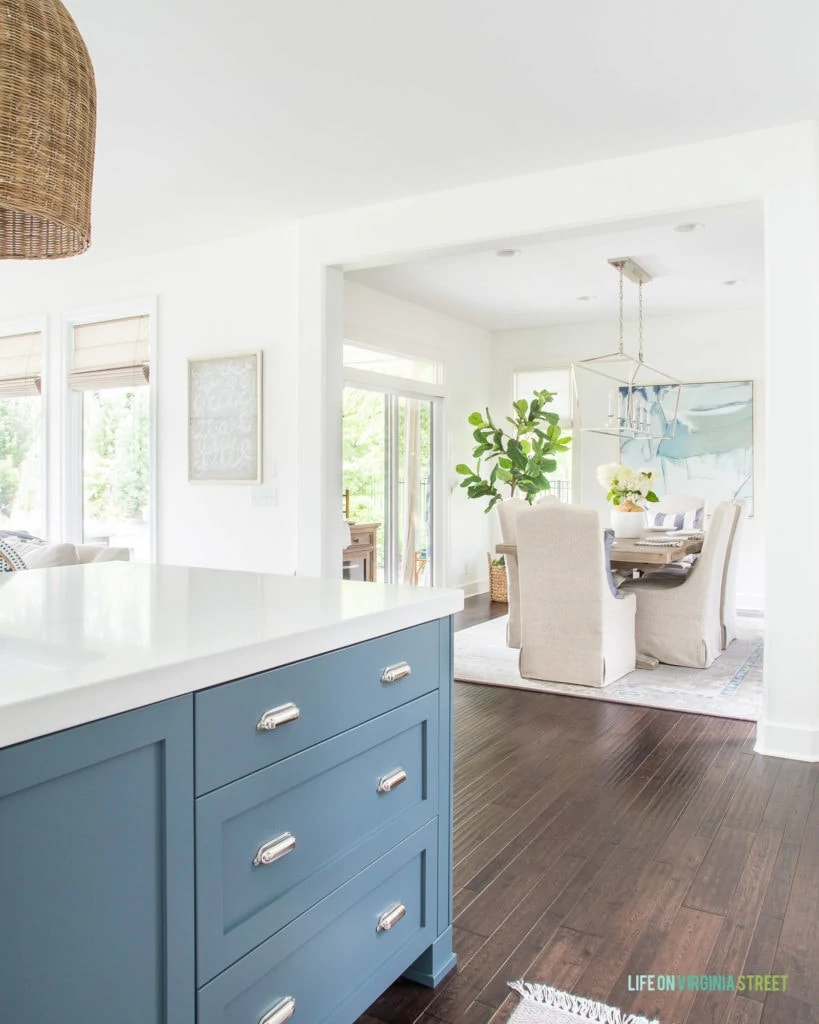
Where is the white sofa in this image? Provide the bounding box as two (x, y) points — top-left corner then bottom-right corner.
(2, 536), (131, 569)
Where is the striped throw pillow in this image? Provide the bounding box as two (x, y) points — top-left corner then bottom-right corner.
(648, 507), (704, 531)
(0, 539), (28, 572)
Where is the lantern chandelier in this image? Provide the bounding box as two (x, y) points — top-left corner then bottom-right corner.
(0, 0), (97, 259)
(571, 257), (681, 442)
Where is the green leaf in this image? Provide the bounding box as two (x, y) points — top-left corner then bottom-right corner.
(467, 412), (483, 426)
(646, 491), (660, 502)
(498, 457), (512, 469)
(543, 411), (560, 425)
(455, 464), (472, 475)
(513, 399), (528, 417)
(542, 458), (557, 473)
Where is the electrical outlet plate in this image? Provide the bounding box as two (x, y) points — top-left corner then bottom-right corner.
(250, 486), (277, 507)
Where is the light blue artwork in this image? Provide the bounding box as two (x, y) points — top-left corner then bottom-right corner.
(619, 381), (754, 512)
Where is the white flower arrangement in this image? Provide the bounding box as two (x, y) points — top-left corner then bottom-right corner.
(596, 463), (660, 508)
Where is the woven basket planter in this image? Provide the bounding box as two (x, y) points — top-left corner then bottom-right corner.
(488, 554), (509, 604)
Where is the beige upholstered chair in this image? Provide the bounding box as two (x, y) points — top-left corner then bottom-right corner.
(497, 495), (557, 649)
(620, 500), (736, 668)
(496, 498), (525, 648)
(516, 502), (636, 687)
(720, 502), (743, 649)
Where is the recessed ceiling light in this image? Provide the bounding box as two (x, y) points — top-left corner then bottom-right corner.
(723, 279), (745, 286)
(674, 222), (705, 233)
(495, 248), (521, 258)
(576, 295), (597, 302)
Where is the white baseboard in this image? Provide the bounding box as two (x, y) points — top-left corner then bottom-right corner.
(755, 719), (819, 761)
(738, 593), (765, 614)
(460, 579), (489, 599)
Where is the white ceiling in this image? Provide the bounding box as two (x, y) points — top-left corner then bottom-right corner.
(348, 204), (765, 330)
(60, 0), (819, 257)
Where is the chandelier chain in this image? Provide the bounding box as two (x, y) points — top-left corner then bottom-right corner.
(618, 265), (624, 355)
(638, 280), (644, 363)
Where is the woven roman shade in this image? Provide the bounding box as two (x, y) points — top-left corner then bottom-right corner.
(0, 331), (42, 396)
(69, 315), (150, 391)
(0, 0), (97, 259)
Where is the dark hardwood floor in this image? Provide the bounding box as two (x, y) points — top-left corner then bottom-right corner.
(360, 596), (819, 1024)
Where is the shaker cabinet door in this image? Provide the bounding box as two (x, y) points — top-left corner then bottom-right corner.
(0, 696), (195, 1024)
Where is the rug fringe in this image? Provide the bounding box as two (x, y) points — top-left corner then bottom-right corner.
(508, 982), (660, 1024)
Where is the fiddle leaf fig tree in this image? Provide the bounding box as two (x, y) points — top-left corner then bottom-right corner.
(455, 389), (572, 513)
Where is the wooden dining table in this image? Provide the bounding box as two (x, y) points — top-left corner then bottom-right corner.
(495, 531), (704, 573)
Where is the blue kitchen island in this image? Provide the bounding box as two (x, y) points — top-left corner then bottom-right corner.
(0, 563), (463, 1024)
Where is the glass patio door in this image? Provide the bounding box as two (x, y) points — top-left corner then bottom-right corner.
(343, 386), (435, 586)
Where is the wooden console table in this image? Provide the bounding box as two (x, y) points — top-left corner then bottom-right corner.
(343, 522), (381, 581)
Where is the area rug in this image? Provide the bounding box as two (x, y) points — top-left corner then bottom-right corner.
(455, 616), (763, 720)
(507, 982), (659, 1023)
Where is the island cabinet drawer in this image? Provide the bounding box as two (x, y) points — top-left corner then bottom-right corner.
(195, 620), (442, 795)
(197, 820), (438, 1024)
(196, 693), (439, 983)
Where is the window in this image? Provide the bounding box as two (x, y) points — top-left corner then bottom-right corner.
(0, 331), (44, 535)
(515, 368), (573, 503)
(70, 315), (151, 560)
(343, 342), (439, 384)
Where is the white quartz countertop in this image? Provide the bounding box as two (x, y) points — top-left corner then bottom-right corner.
(0, 563), (464, 750)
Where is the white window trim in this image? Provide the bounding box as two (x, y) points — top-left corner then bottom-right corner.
(345, 324), (446, 387)
(62, 297), (158, 562)
(0, 314), (49, 538)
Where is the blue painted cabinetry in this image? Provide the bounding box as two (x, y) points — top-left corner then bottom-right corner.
(0, 695), (195, 1024)
(0, 616), (455, 1024)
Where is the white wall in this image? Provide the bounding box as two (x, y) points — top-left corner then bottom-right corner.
(0, 227), (299, 573)
(344, 280), (492, 594)
(491, 307), (766, 610)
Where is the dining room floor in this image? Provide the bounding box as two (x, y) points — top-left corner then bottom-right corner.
(357, 596), (817, 1024)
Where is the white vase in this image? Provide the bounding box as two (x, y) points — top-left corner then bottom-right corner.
(610, 508), (646, 538)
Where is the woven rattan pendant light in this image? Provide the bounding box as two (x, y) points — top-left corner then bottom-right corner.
(0, 0), (96, 259)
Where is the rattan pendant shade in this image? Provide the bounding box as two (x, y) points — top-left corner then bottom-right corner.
(0, 0), (96, 259)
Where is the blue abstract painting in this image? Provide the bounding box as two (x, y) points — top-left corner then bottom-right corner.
(619, 381), (754, 511)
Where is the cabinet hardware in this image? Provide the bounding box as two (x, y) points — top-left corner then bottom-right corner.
(253, 832), (296, 867)
(377, 902), (407, 933)
(380, 662), (411, 684)
(258, 996), (296, 1024)
(257, 702), (300, 732)
(377, 768), (408, 793)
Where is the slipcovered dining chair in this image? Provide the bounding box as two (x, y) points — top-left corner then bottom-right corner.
(720, 502), (743, 649)
(619, 500), (736, 668)
(496, 498), (524, 648)
(497, 495), (556, 649)
(516, 502), (636, 687)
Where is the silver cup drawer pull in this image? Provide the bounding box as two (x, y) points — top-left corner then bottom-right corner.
(253, 832), (296, 868)
(258, 996), (296, 1024)
(377, 768), (408, 794)
(257, 702), (300, 732)
(381, 662), (411, 684)
(377, 901), (407, 933)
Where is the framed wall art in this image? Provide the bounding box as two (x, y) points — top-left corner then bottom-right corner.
(188, 351), (262, 483)
(619, 379), (754, 513)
